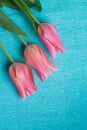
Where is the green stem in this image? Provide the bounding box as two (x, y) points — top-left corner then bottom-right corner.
(13, 0), (40, 25)
(18, 35), (28, 46)
(0, 43), (14, 63)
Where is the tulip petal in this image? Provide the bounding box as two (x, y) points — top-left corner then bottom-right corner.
(9, 65), (26, 100)
(14, 63), (37, 96)
(25, 47), (52, 81)
(42, 24), (66, 53)
(27, 66), (34, 83)
(38, 30), (56, 58)
(37, 46), (58, 71)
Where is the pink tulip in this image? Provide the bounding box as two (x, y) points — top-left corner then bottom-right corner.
(38, 23), (66, 58)
(24, 45), (58, 82)
(9, 63), (37, 100)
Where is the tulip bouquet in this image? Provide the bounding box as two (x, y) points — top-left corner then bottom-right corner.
(0, 0), (66, 100)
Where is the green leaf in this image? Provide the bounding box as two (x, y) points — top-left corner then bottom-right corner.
(0, 0), (19, 10)
(0, 10), (28, 37)
(24, 0), (42, 12)
(0, 0), (42, 12)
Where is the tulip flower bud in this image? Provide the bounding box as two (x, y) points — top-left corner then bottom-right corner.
(24, 45), (58, 81)
(9, 63), (37, 100)
(38, 23), (66, 58)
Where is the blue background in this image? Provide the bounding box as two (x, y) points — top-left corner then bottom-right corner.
(0, 0), (87, 130)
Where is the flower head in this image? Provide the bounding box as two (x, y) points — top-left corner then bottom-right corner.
(9, 63), (37, 100)
(38, 23), (66, 58)
(24, 45), (58, 82)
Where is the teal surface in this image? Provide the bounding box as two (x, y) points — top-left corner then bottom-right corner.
(0, 0), (87, 130)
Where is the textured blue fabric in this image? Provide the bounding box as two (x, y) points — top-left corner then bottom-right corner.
(0, 0), (87, 130)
